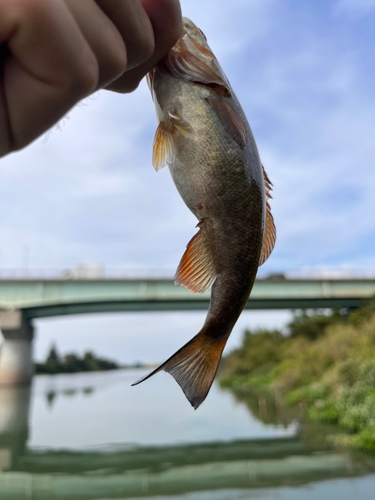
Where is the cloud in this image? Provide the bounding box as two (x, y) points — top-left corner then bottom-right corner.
(228, 2), (375, 272)
(2, 0), (375, 274)
(2, 0), (375, 272)
(2, 0), (375, 360)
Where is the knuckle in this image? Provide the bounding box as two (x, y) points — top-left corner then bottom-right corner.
(154, 0), (182, 47)
(122, 80), (141, 94)
(106, 77), (140, 95)
(13, 0), (100, 95)
(63, 49), (99, 98)
(11, 0), (49, 21)
(106, 44), (128, 83)
(130, 30), (155, 67)
(73, 55), (99, 96)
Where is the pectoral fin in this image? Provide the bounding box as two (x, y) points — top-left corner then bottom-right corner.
(259, 165), (276, 265)
(168, 112), (192, 136)
(132, 331), (227, 409)
(175, 221), (217, 294)
(152, 113), (192, 172)
(152, 122), (174, 171)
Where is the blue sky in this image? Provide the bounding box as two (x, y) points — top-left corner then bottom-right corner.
(1, 0), (375, 362)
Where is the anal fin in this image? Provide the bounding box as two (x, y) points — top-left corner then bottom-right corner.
(175, 220), (216, 294)
(132, 331), (227, 409)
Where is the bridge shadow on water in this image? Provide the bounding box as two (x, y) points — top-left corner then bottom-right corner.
(0, 378), (375, 499)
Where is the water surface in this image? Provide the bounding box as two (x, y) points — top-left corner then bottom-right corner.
(0, 369), (374, 499)
(30, 369), (297, 448)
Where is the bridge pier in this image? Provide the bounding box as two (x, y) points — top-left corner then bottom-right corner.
(0, 311), (34, 386)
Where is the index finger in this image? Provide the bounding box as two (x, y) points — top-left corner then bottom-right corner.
(105, 0), (182, 93)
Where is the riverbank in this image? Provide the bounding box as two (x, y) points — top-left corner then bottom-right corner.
(35, 345), (145, 374)
(219, 298), (375, 450)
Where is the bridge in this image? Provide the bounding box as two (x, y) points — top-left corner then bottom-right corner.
(1, 274), (375, 317)
(0, 271), (375, 386)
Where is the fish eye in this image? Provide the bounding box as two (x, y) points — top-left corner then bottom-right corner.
(198, 28), (207, 41)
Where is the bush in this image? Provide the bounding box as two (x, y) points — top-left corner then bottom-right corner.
(219, 297), (375, 450)
(220, 329), (286, 379)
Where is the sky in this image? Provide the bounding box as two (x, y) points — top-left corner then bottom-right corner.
(1, 0), (375, 362)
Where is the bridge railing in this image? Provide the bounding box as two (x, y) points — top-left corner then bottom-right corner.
(0, 267), (175, 280)
(1, 267), (375, 281)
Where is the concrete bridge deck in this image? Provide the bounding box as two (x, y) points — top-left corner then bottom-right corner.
(0, 276), (375, 318)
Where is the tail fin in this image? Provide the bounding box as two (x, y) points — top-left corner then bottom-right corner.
(132, 332), (227, 409)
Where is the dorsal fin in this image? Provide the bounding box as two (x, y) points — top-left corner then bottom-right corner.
(175, 220), (217, 294)
(259, 165), (276, 266)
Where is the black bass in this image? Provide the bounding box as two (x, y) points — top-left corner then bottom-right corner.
(133, 17), (276, 409)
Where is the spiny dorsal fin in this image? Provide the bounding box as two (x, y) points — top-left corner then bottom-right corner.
(132, 331), (228, 409)
(259, 165), (276, 266)
(152, 113), (192, 171)
(175, 221), (217, 294)
(206, 96), (247, 149)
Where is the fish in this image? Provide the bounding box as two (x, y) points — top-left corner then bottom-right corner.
(132, 17), (276, 409)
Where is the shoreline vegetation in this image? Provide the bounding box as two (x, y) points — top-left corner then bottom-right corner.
(35, 345), (146, 374)
(219, 297), (375, 450)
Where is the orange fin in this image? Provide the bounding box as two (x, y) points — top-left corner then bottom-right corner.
(132, 331), (227, 409)
(152, 113), (192, 171)
(259, 165), (276, 265)
(152, 122), (174, 171)
(206, 96), (247, 149)
(175, 221), (217, 294)
(164, 29), (231, 97)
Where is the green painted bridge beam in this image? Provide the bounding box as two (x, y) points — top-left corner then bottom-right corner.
(22, 296), (365, 319)
(0, 277), (374, 319)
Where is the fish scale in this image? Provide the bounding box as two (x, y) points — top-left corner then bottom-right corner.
(132, 17), (276, 409)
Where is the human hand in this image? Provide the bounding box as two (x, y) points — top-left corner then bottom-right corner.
(0, 0), (182, 157)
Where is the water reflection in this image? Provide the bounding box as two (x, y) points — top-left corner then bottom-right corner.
(0, 370), (374, 499)
(218, 384), (352, 452)
(0, 386), (30, 471)
(46, 389), (56, 408)
(224, 386), (293, 428)
(45, 386), (95, 410)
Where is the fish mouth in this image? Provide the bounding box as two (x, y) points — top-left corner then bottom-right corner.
(149, 18), (231, 98)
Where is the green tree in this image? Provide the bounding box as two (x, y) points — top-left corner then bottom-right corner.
(44, 344), (61, 374)
(287, 309), (346, 340)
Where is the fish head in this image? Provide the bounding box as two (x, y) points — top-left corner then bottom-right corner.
(181, 17), (208, 46)
(147, 17), (231, 98)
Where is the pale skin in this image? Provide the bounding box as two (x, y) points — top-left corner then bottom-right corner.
(0, 0), (182, 157)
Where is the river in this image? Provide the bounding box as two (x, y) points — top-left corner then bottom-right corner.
(0, 369), (374, 499)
